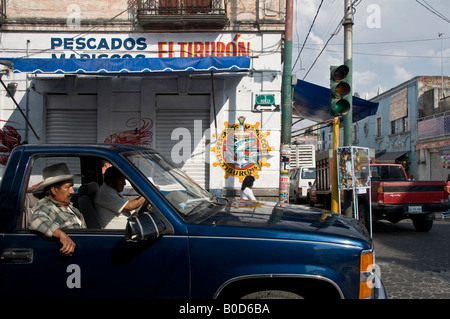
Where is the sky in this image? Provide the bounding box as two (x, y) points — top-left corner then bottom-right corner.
(292, 0), (450, 113)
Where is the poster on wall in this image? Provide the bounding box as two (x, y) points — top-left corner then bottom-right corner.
(0, 120), (22, 166)
(390, 88), (408, 121)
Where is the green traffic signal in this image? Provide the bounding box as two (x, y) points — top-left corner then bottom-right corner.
(330, 65), (351, 116)
(332, 99), (350, 115)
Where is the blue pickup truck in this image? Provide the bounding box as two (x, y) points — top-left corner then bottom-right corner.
(0, 144), (386, 299)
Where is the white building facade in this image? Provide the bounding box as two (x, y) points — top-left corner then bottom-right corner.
(0, 0), (286, 199)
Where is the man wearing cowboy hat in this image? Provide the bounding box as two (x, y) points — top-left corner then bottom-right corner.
(28, 163), (86, 256)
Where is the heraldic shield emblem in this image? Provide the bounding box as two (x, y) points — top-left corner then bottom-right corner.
(211, 116), (274, 182)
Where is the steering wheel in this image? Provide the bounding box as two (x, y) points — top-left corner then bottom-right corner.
(137, 200), (151, 215)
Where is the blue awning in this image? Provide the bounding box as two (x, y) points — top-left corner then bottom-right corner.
(293, 79), (378, 123)
(0, 56), (251, 74)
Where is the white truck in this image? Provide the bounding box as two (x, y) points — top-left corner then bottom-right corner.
(289, 143), (316, 204)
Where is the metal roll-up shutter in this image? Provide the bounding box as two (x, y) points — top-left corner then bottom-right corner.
(156, 95), (210, 189)
(46, 94), (98, 143)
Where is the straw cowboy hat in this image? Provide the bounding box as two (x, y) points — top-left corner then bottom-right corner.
(34, 163), (81, 194)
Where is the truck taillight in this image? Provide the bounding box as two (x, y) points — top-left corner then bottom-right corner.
(377, 186), (384, 205)
(298, 187), (302, 194)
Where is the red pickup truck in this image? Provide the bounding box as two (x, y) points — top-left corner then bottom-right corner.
(308, 151), (448, 232)
(358, 163), (449, 232)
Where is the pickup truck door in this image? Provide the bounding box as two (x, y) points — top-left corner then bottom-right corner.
(0, 230), (190, 298)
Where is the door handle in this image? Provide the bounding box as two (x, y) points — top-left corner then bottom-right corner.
(1, 249), (33, 264)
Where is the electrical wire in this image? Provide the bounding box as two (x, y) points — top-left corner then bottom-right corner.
(299, 0), (362, 81)
(302, 17), (343, 80)
(292, 0), (324, 71)
(416, 0), (450, 24)
(296, 36), (450, 47)
(299, 46), (450, 59)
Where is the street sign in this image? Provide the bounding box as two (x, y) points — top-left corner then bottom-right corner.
(255, 94), (275, 105)
(254, 94), (280, 112)
(254, 104), (279, 111)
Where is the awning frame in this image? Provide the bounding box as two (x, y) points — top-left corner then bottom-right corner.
(0, 56), (251, 74)
(375, 151), (409, 163)
(293, 79), (379, 123)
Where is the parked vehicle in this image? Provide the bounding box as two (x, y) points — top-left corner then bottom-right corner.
(289, 166), (316, 203)
(306, 179), (318, 207)
(361, 163), (448, 232)
(0, 144), (386, 299)
(314, 149), (449, 232)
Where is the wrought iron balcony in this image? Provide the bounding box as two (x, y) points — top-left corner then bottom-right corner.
(137, 0), (228, 29)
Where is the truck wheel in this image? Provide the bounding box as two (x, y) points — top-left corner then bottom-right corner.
(241, 290), (303, 299)
(358, 201), (371, 234)
(323, 195), (331, 210)
(412, 214), (433, 232)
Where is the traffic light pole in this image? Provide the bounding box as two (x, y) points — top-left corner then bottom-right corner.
(279, 0), (293, 203)
(331, 117), (339, 213)
(342, 0), (354, 217)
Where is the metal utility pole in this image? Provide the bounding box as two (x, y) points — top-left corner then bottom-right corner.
(342, 0), (353, 217)
(279, 0), (294, 203)
(331, 117), (340, 213)
(439, 32), (444, 99)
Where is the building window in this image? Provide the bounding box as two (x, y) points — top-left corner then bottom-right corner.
(391, 117), (408, 134)
(376, 117), (382, 137)
(352, 123), (358, 144)
(400, 117), (408, 132)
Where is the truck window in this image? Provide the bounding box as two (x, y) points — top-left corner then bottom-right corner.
(301, 168), (316, 179)
(21, 155), (151, 230)
(389, 166), (407, 181)
(22, 156), (84, 228)
(289, 169), (298, 180)
(370, 165), (406, 181)
(370, 166), (380, 180)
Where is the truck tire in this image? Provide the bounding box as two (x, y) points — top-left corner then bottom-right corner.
(323, 194), (331, 210)
(357, 201), (371, 234)
(412, 214), (433, 232)
(241, 290), (303, 299)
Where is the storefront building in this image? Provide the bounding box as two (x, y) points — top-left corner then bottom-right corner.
(0, 1), (286, 199)
(319, 76), (450, 181)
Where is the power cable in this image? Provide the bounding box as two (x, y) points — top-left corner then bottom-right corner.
(296, 36), (450, 47)
(299, 46), (450, 59)
(302, 17), (343, 80)
(292, 0), (324, 71)
(416, 0), (450, 24)
(300, 0), (362, 80)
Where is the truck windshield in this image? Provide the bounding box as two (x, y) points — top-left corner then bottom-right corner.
(124, 150), (221, 218)
(301, 168), (316, 179)
(371, 165), (407, 181)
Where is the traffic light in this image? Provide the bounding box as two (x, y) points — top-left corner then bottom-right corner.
(330, 65), (351, 116)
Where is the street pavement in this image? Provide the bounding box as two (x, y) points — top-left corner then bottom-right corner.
(372, 216), (450, 299)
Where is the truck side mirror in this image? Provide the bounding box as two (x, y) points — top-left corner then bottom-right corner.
(125, 212), (166, 242)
